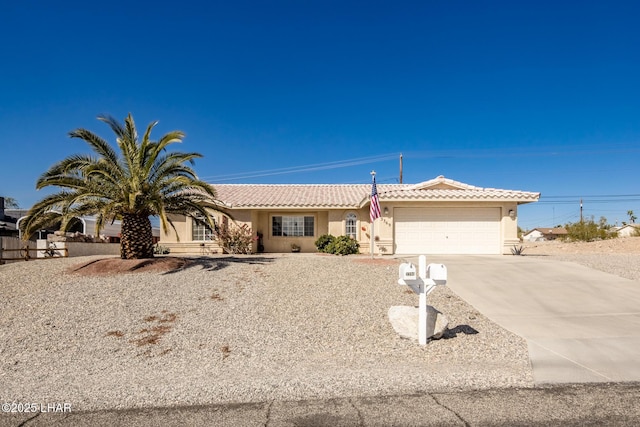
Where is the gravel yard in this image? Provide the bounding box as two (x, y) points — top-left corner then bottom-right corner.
(0, 254), (532, 411)
(522, 237), (640, 281)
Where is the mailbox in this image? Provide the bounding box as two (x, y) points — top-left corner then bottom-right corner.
(393, 255), (448, 347)
(427, 263), (447, 285)
(399, 263), (417, 282)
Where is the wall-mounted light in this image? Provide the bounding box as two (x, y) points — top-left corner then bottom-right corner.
(383, 207), (389, 215)
(509, 209), (515, 219)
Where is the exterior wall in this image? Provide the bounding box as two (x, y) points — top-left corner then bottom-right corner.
(327, 208), (369, 254)
(65, 242), (121, 257)
(259, 210), (326, 253)
(159, 202), (524, 255)
(522, 228), (568, 242)
(523, 230), (544, 242)
(618, 225), (639, 238)
(501, 203), (520, 253)
(36, 240), (120, 257)
(160, 213), (222, 255)
(359, 206), (392, 255)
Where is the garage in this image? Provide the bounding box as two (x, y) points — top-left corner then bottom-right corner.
(394, 207), (501, 254)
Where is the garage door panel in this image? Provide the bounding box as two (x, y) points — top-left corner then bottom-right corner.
(395, 207), (501, 254)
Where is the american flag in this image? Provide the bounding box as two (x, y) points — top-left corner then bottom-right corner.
(370, 176), (382, 222)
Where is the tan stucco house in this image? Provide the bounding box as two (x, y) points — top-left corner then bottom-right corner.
(160, 175), (540, 255)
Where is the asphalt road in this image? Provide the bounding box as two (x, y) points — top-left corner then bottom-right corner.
(3, 383), (640, 426)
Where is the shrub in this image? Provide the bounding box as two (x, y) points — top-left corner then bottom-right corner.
(153, 244), (170, 255)
(326, 235), (360, 255)
(564, 217), (616, 242)
(214, 222), (254, 254)
(315, 234), (359, 255)
(510, 245), (525, 256)
(315, 234), (336, 253)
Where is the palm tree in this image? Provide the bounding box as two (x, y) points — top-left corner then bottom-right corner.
(1, 196), (20, 209)
(22, 113), (218, 259)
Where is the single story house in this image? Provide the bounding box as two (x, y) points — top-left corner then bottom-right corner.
(522, 227), (568, 242)
(613, 224), (639, 238)
(0, 198), (20, 238)
(10, 210), (160, 243)
(160, 175), (540, 255)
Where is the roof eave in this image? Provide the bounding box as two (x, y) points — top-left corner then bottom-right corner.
(379, 197), (541, 203)
(227, 205), (360, 210)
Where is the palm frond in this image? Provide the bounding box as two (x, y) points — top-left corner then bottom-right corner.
(97, 115), (126, 140)
(68, 129), (119, 165)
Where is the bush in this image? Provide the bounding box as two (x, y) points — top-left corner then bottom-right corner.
(314, 234), (336, 253)
(153, 244), (170, 255)
(565, 218), (616, 242)
(510, 245), (525, 256)
(327, 235), (360, 255)
(214, 222), (254, 254)
(315, 234), (359, 255)
(330, 235), (360, 255)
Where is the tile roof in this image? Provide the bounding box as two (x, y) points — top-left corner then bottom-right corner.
(212, 184), (373, 208)
(210, 176), (540, 209)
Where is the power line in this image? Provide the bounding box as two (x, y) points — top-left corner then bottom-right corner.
(541, 194), (640, 199)
(538, 199), (640, 205)
(404, 144), (640, 160)
(199, 142), (640, 183)
(200, 153), (399, 182)
(536, 194), (640, 205)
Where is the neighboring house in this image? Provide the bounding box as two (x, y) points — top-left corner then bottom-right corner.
(522, 227), (568, 242)
(9, 209), (159, 242)
(614, 224), (640, 238)
(161, 175), (540, 255)
(0, 197), (20, 237)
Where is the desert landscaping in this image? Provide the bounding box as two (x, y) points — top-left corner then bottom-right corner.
(522, 236), (640, 281)
(1, 236), (638, 412)
(1, 253), (532, 412)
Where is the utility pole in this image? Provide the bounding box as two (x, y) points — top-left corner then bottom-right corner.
(399, 153), (403, 184)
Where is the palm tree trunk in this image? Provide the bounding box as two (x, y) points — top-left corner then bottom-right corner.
(120, 213), (154, 259)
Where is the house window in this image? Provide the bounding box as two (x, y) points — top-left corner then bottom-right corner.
(345, 213), (357, 238)
(272, 216), (314, 237)
(192, 215), (214, 241)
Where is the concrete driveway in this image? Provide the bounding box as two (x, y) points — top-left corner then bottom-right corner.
(414, 255), (640, 384)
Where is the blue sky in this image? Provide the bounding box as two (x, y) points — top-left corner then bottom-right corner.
(1, 1), (639, 229)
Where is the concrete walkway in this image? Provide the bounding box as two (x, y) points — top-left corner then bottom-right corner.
(430, 255), (640, 384)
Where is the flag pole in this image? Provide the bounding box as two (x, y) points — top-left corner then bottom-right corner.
(370, 170), (376, 258)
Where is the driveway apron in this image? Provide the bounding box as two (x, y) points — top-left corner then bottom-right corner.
(419, 255), (640, 384)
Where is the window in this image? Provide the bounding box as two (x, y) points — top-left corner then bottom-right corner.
(192, 215), (214, 241)
(272, 216), (314, 237)
(345, 213), (357, 239)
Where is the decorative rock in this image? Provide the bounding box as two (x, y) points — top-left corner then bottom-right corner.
(388, 305), (449, 342)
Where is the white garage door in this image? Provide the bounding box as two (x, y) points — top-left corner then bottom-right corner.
(395, 207), (501, 254)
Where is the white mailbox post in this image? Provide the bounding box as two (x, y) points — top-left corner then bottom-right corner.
(398, 255), (447, 345)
